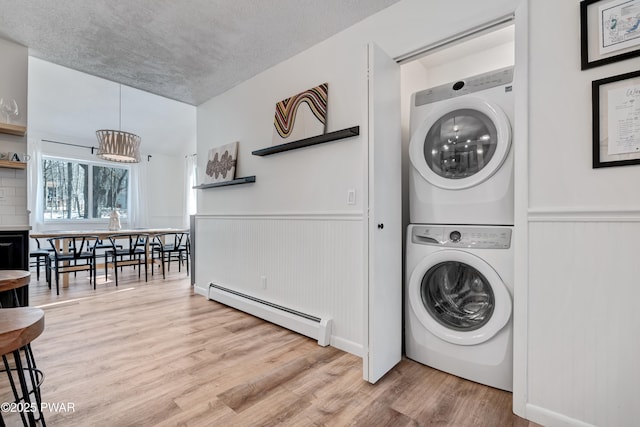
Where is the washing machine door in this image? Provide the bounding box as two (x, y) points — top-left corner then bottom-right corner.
(408, 249), (511, 345)
(409, 96), (511, 190)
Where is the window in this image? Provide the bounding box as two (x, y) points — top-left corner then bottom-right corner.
(42, 157), (129, 221)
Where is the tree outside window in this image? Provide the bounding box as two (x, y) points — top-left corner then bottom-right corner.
(43, 158), (129, 220)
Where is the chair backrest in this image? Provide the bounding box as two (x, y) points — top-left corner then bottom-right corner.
(30, 237), (50, 254)
(47, 235), (99, 259)
(108, 233), (149, 254)
(153, 232), (187, 251)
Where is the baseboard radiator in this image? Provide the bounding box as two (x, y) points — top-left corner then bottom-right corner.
(208, 283), (332, 346)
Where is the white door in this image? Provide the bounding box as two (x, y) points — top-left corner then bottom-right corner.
(365, 43), (401, 383)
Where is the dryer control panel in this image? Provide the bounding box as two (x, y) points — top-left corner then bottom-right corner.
(414, 66), (514, 107)
(412, 225), (511, 249)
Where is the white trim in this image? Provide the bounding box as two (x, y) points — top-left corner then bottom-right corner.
(528, 207), (640, 222)
(526, 404), (598, 427)
(194, 212), (363, 221)
(512, 0), (530, 418)
(330, 337), (363, 358)
(193, 285), (208, 297)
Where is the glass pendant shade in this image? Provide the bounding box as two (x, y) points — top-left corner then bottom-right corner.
(96, 129), (141, 163)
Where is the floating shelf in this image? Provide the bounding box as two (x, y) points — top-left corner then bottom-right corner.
(0, 123), (26, 137)
(193, 175), (256, 189)
(252, 126), (360, 156)
(0, 160), (26, 170)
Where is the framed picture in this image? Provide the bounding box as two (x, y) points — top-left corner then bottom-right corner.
(581, 0), (640, 69)
(592, 69), (640, 167)
(272, 83), (328, 146)
(205, 141), (238, 183)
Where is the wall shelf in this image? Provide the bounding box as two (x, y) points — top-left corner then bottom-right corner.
(0, 123), (26, 137)
(193, 175), (256, 189)
(251, 126), (360, 156)
(0, 160), (26, 170)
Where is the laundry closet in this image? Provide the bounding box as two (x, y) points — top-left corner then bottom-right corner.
(399, 22), (516, 391)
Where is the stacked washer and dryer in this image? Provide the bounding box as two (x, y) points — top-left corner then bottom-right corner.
(405, 66), (515, 391)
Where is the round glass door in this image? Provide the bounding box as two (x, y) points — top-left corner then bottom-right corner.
(408, 249), (512, 345)
(408, 97), (511, 190)
(420, 261), (494, 331)
(423, 109), (498, 180)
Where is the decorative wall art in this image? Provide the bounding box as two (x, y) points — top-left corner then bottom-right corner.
(592, 69), (640, 167)
(205, 141), (238, 183)
(272, 83), (328, 145)
(581, 0), (640, 69)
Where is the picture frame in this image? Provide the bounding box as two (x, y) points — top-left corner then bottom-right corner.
(272, 83), (328, 146)
(204, 141), (238, 183)
(592, 69), (640, 167)
(581, 0), (640, 70)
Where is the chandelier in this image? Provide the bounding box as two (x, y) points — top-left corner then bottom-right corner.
(96, 85), (141, 163)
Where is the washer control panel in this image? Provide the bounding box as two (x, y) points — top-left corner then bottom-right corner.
(414, 66), (514, 107)
(412, 225), (511, 249)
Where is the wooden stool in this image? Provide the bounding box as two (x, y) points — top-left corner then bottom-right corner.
(0, 271), (31, 308)
(0, 307), (46, 426)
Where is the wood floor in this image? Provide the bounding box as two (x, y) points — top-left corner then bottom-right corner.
(1, 266), (541, 426)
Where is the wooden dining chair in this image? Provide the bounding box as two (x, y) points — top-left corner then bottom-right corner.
(46, 235), (99, 295)
(152, 232), (189, 279)
(104, 233), (149, 286)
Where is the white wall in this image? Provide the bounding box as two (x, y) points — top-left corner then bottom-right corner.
(195, 0), (518, 357)
(27, 59), (196, 232)
(146, 153), (186, 228)
(0, 38), (28, 227)
(518, 1), (640, 426)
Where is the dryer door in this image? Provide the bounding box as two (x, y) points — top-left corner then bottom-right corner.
(408, 249), (511, 345)
(409, 97), (511, 190)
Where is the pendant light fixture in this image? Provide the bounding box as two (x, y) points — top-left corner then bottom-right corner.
(96, 84), (141, 163)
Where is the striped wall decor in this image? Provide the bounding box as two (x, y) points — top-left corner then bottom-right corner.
(272, 83), (328, 144)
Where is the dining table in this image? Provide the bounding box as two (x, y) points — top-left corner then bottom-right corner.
(30, 228), (189, 288)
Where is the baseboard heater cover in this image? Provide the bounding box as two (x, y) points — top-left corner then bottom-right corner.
(208, 283), (332, 346)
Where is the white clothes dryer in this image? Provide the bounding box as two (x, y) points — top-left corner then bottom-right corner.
(405, 224), (513, 391)
(409, 67), (514, 225)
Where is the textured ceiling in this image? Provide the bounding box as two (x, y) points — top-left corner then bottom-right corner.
(0, 0), (401, 106)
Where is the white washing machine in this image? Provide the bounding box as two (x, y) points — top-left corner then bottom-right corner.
(409, 67), (514, 225)
(405, 224), (513, 391)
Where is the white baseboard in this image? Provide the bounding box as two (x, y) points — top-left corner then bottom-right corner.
(193, 285), (208, 297)
(330, 336), (363, 358)
(526, 404), (597, 427)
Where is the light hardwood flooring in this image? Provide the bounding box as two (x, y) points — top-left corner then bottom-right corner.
(1, 266), (542, 426)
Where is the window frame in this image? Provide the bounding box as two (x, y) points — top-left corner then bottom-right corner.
(41, 154), (132, 224)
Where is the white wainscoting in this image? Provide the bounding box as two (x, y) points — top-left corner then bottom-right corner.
(526, 210), (640, 427)
(194, 213), (364, 356)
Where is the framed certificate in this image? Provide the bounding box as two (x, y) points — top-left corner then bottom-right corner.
(581, 0), (640, 69)
(592, 69), (640, 167)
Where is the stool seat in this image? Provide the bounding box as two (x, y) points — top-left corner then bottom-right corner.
(0, 270), (31, 294)
(0, 307), (44, 356)
(0, 307), (46, 426)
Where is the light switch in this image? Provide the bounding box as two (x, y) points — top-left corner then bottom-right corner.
(347, 189), (356, 205)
